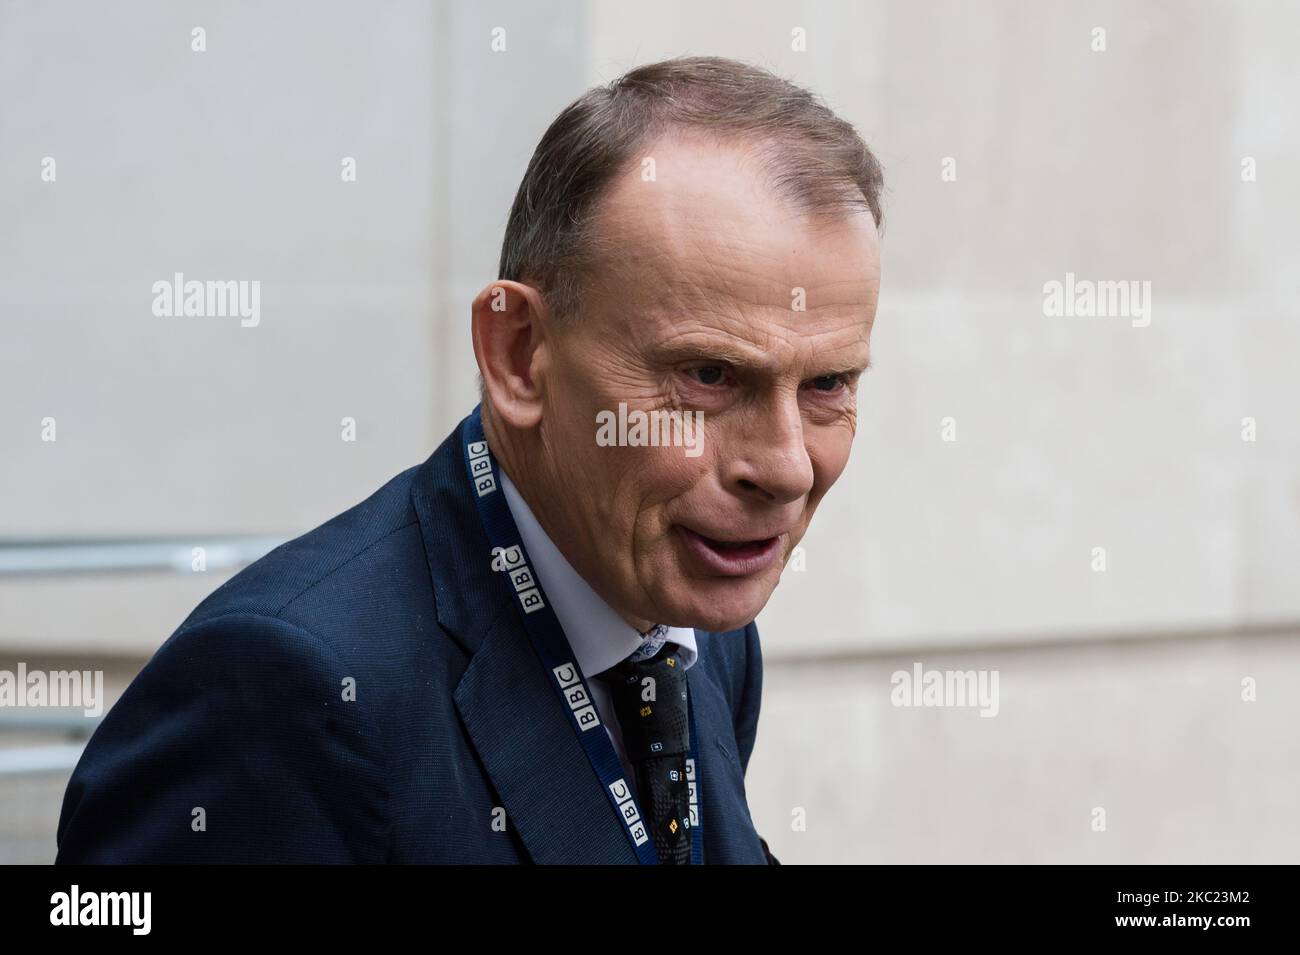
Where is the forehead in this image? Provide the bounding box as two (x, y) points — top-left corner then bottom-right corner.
(583, 131), (881, 351)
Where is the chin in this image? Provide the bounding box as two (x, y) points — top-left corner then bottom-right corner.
(656, 576), (775, 633)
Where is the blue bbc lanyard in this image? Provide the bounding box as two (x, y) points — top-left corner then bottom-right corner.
(460, 404), (703, 865)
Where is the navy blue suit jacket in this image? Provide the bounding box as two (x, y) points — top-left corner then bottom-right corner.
(55, 410), (779, 864)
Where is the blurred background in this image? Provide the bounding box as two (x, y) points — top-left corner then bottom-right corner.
(1, 0), (1297, 863)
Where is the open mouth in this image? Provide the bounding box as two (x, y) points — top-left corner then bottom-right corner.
(676, 526), (783, 577)
(695, 535), (772, 554)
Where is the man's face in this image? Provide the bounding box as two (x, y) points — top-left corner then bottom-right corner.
(530, 132), (881, 633)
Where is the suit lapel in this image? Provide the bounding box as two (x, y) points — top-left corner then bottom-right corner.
(412, 415), (635, 864)
(452, 611), (636, 863)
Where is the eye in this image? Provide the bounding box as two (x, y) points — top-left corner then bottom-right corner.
(685, 364), (729, 386)
(806, 373), (848, 393)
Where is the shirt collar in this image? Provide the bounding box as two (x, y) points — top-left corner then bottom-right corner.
(498, 468), (698, 679)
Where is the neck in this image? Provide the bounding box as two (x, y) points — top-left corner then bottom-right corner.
(482, 402), (655, 633)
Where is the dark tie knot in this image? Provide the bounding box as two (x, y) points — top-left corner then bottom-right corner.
(601, 641), (688, 694)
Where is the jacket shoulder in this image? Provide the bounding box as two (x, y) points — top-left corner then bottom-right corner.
(180, 461), (426, 629)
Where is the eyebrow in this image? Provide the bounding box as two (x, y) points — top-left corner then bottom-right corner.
(650, 338), (872, 378)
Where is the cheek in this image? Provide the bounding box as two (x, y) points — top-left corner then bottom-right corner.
(585, 446), (685, 528)
(642, 450), (704, 506)
(543, 417), (615, 526)
(624, 449), (711, 543)
(806, 429), (854, 505)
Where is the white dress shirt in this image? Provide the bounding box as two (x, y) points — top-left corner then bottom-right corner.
(498, 468), (698, 781)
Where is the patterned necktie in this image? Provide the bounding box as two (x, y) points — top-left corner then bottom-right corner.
(599, 639), (693, 864)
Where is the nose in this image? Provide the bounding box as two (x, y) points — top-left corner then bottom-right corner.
(722, 395), (815, 505)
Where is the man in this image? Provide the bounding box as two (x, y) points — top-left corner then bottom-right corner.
(55, 56), (883, 864)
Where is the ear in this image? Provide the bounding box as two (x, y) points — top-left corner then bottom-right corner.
(471, 280), (549, 429)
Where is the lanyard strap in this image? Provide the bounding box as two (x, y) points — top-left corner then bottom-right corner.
(459, 404), (703, 864)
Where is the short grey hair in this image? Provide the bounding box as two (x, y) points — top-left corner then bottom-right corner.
(496, 55), (885, 324)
